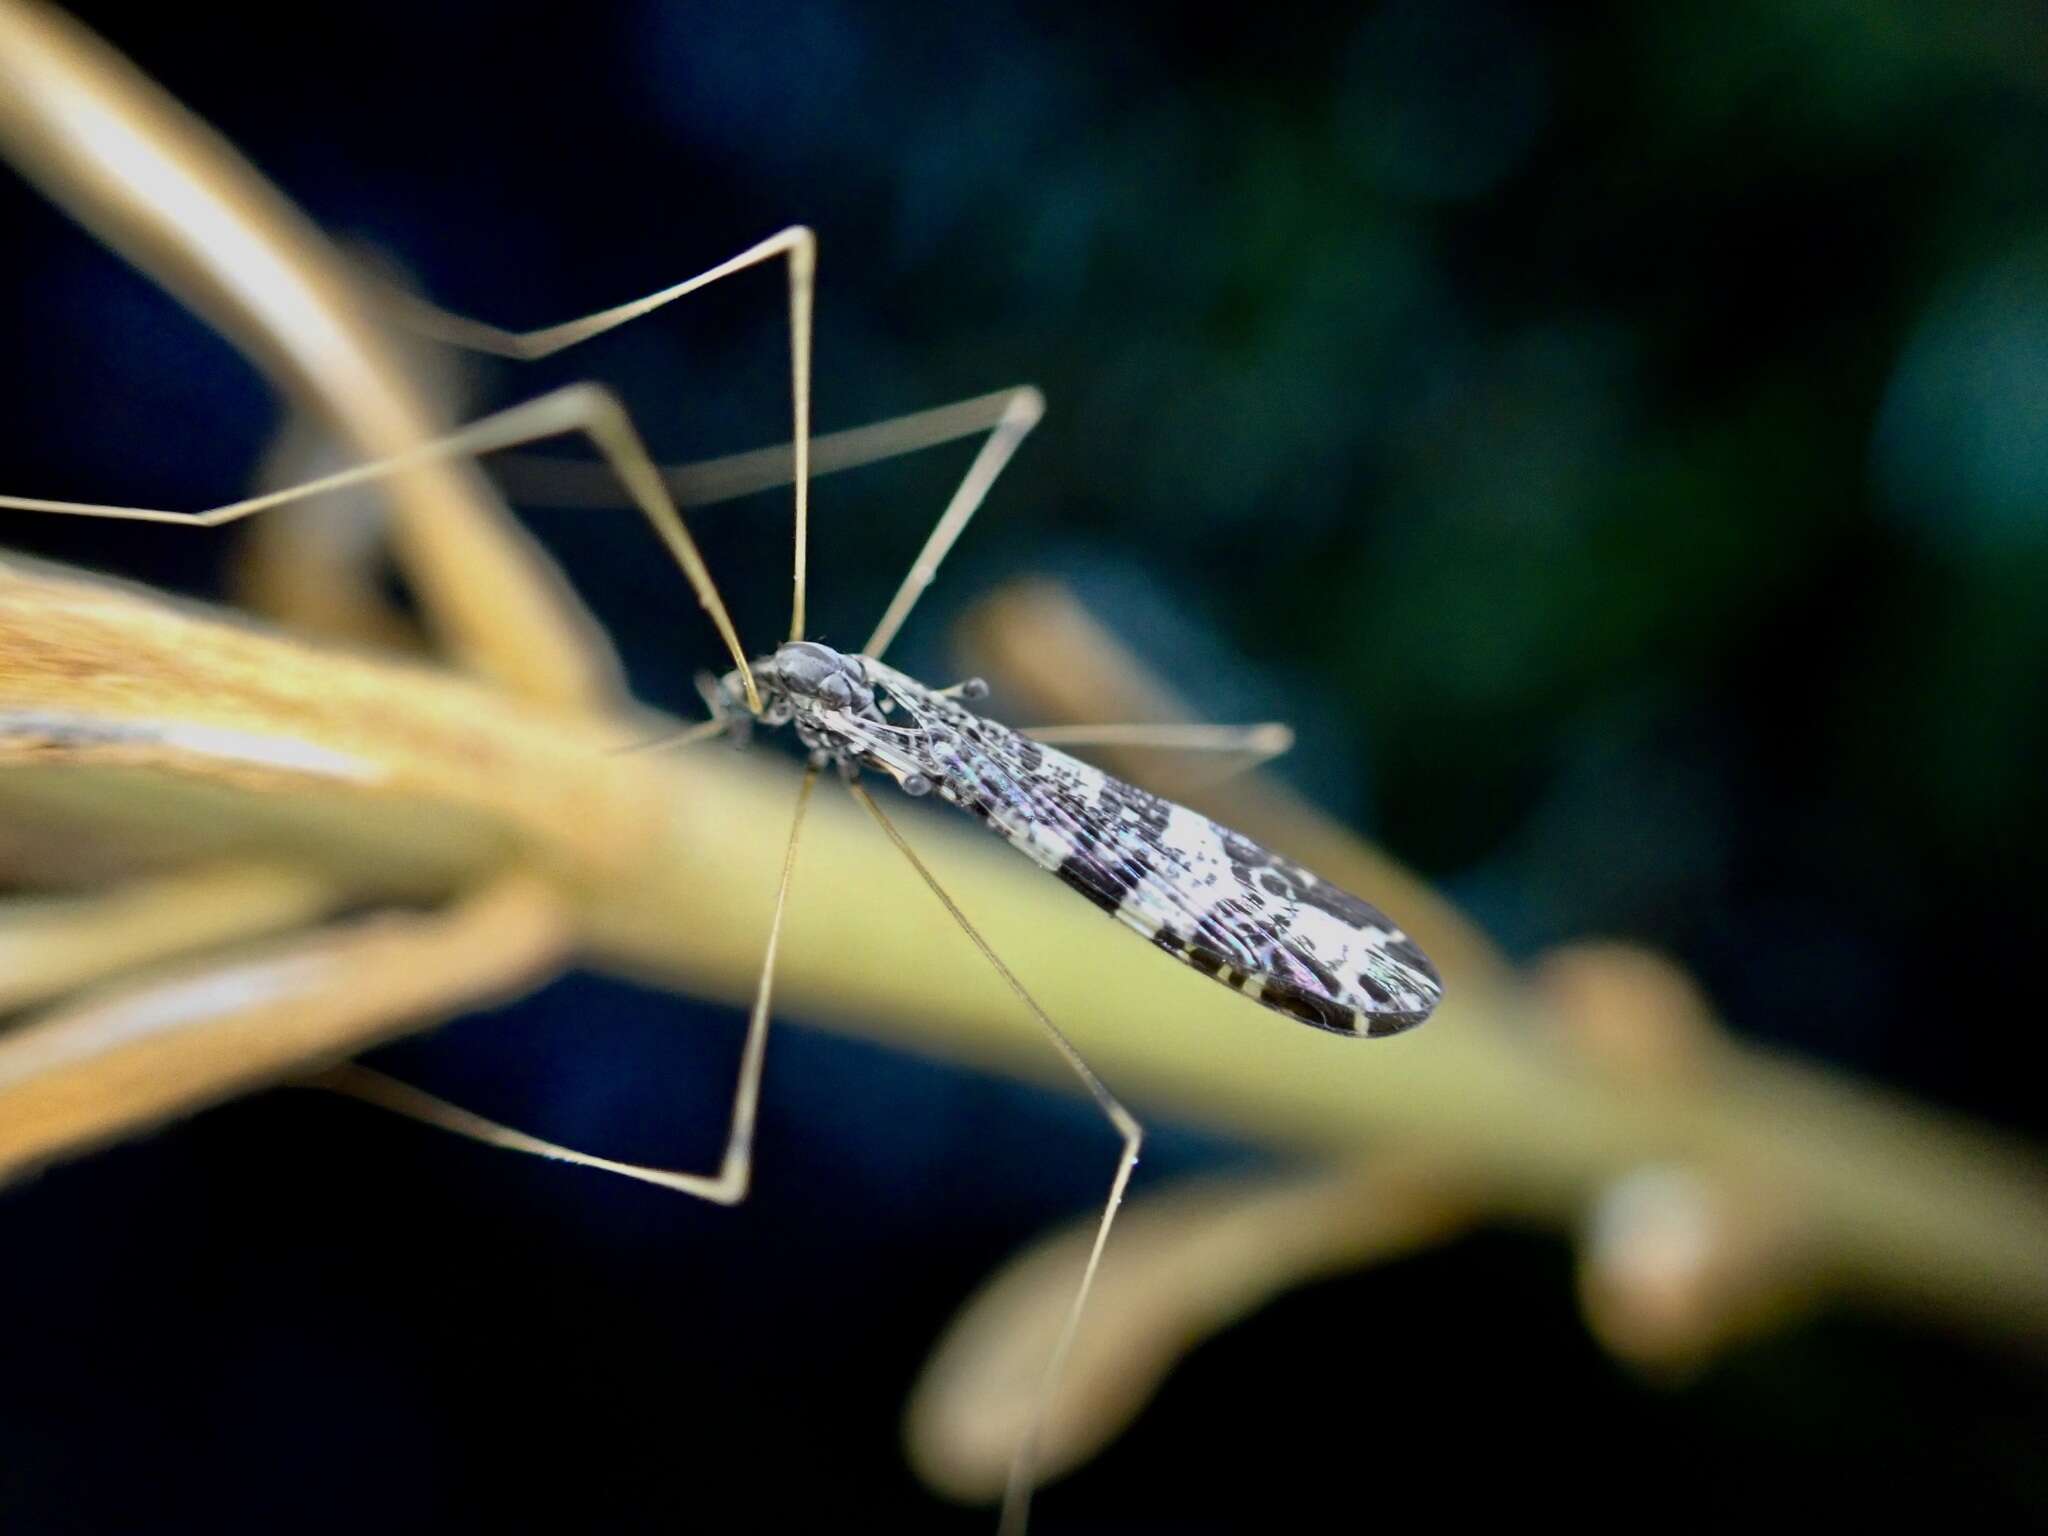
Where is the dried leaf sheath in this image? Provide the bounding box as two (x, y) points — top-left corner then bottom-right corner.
(0, 558), (658, 896)
(0, 872), (571, 1184)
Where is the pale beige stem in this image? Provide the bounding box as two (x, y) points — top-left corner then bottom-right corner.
(908, 1163), (1476, 1499)
(0, 872), (572, 1186)
(0, 861), (336, 1013)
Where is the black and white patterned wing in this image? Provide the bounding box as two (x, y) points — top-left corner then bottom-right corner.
(861, 662), (1442, 1037)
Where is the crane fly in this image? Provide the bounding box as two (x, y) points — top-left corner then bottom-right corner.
(713, 643), (1442, 1036)
(4, 221), (1441, 1535)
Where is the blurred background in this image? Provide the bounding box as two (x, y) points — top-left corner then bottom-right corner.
(2, 0), (2045, 1529)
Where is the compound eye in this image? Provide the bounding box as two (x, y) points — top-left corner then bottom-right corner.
(817, 674), (854, 709)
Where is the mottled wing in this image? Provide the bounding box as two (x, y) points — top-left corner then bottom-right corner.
(861, 663), (1442, 1037)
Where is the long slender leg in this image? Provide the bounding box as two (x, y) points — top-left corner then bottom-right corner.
(315, 765), (818, 1205)
(612, 716), (732, 757)
(373, 227), (817, 643)
(850, 781), (1141, 1536)
(862, 387), (1044, 661)
(1, 383), (766, 711)
(1020, 721), (1294, 760)
(495, 380), (1046, 665)
(494, 386), (1044, 513)
(386, 220), (1041, 657)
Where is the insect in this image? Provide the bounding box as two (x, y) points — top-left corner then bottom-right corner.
(4, 235), (1441, 1532)
(0, 10), (1437, 1527)
(711, 644), (1442, 1038)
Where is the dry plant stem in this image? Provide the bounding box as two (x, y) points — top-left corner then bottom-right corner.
(0, 871), (571, 1185)
(0, 861), (335, 1012)
(0, 558), (665, 893)
(3, 549), (2046, 1354)
(0, 0), (616, 708)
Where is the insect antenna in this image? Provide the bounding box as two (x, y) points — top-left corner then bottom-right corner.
(850, 780), (1142, 1536)
(613, 716), (735, 756)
